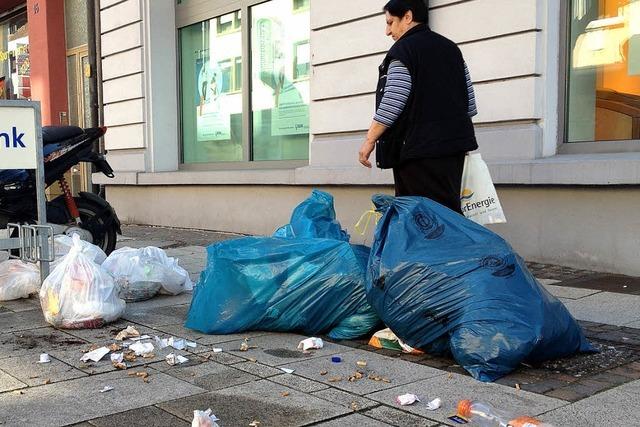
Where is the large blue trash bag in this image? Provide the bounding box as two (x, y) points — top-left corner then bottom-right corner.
(185, 236), (378, 339)
(366, 194), (594, 382)
(273, 189), (350, 241)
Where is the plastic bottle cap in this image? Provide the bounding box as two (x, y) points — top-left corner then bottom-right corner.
(331, 356), (341, 363)
(457, 400), (472, 418)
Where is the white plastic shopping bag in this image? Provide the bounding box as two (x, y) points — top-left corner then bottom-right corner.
(39, 234), (125, 329)
(460, 153), (506, 225)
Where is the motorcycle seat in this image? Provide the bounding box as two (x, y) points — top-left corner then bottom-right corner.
(42, 126), (84, 144)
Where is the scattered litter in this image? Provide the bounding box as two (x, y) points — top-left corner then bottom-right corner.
(38, 353), (51, 364)
(108, 343), (122, 352)
(280, 368), (295, 374)
(426, 398), (442, 411)
(348, 372), (364, 382)
(191, 408), (220, 427)
(115, 326), (140, 341)
(112, 361), (127, 370)
(99, 386), (114, 393)
(298, 337), (323, 351)
(396, 393), (420, 406)
(155, 336), (187, 350)
(515, 383), (521, 391)
(368, 328), (423, 355)
(367, 374), (390, 383)
(130, 335), (151, 341)
(328, 376), (342, 382)
(128, 371), (150, 383)
(81, 346), (110, 363)
(350, 401), (359, 411)
(281, 391), (290, 397)
(111, 353), (124, 363)
(331, 356), (342, 363)
(320, 370), (328, 376)
(212, 348), (223, 353)
(129, 342), (154, 356)
(166, 353), (189, 366)
(186, 341), (197, 348)
(249, 421), (260, 427)
(239, 338), (257, 352)
(248, 358), (257, 363)
(356, 360), (367, 368)
(622, 337), (630, 341)
(123, 351), (137, 362)
(43, 379), (51, 385)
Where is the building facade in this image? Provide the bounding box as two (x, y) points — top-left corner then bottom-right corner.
(95, 0), (640, 275)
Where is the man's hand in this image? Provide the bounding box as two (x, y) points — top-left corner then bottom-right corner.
(359, 140), (375, 168)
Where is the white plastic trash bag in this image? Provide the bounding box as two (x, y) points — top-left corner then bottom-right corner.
(39, 234), (125, 329)
(54, 234), (107, 265)
(460, 153), (507, 225)
(0, 260), (40, 301)
(102, 246), (192, 300)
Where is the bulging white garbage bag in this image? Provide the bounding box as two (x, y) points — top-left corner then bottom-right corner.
(0, 260), (40, 301)
(39, 234), (125, 329)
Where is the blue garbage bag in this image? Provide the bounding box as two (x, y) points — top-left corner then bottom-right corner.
(273, 189), (350, 241)
(367, 194), (594, 382)
(185, 236), (378, 339)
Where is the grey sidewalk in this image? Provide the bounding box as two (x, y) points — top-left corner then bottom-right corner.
(0, 224), (639, 426)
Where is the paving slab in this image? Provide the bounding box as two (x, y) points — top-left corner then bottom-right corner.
(233, 361), (286, 378)
(268, 371), (330, 393)
(0, 327), (88, 359)
(0, 309), (49, 333)
(537, 278), (561, 286)
(563, 292), (640, 326)
(0, 353), (87, 386)
(155, 360), (258, 391)
(197, 350), (246, 365)
(0, 370), (26, 393)
(543, 284), (601, 300)
(284, 350), (443, 395)
(311, 388), (379, 412)
(121, 304), (190, 327)
(87, 406), (190, 427)
(116, 239), (180, 249)
(366, 373), (567, 425)
(158, 379), (350, 426)
(541, 378), (640, 426)
(155, 324), (270, 346)
(0, 369), (206, 427)
(314, 413), (392, 426)
(222, 333), (356, 367)
(361, 406), (439, 427)
(0, 296), (41, 312)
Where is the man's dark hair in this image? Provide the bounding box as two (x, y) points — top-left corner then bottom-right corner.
(383, 0), (428, 24)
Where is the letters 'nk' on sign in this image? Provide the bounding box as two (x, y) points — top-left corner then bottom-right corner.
(0, 106), (37, 169)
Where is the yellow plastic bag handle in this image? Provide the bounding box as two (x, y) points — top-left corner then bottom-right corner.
(354, 205), (383, 236)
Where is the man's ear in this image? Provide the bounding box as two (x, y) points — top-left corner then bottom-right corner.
(404, 10), (414, 24)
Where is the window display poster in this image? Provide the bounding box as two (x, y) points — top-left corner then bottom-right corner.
(195, 57), (230, 141)
(272, 82), (309, 136)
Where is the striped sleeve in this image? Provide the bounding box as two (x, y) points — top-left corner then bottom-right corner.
(465, 62), (478, 117)
(373, 60), (412, 127)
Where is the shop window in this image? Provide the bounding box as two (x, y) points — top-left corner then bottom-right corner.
(0, 10), (30, 100)
(566, 0), (640, 143)
(179, 0), (310, 164)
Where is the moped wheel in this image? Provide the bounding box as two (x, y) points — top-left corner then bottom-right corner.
(74, 197), (118, 255)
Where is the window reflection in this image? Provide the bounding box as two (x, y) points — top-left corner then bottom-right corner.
(0, 11), (30, 100)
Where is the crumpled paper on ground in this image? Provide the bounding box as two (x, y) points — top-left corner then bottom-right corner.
(129, 342), (154, 356)
(396, 393), (420, 406)
(81, 346), (110, 362)
(166, 353), (189, 366)
(192, 408), (220, 427)
(297, 337), (323, 351)
(115, 326), (140, 341)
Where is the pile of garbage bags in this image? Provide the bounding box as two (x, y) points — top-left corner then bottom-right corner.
(1, 233), (192, 329)
(186, 190), (380, 340)
(366, 194), (593, 381)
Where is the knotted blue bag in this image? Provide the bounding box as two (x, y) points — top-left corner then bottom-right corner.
(367, 194), (594, 382)
(186, 190), (379, 339)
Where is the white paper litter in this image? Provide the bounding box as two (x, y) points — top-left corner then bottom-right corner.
(155, 336), (188, 350)
(192, 408), (219, 427)
(166, 353), (189, 366)
(38, 353), (51, 363)
(99, 386), (114, 393)
(280, 368), (295, 374)
(81, 347), (110, 363)
(186, 341), (197, 348)
(130, 335), (151, 341)
(297, 337), (323, 351)
(110, 353), (124, 363)
(212, 348), (223, 353)
(426, 397), (442, 411)
(396, 393), (420, 406)
(129, 342), (155, 356)
(115, 326), (140, 340)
